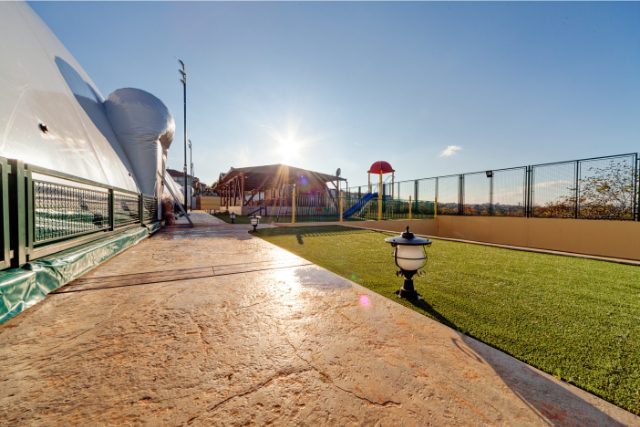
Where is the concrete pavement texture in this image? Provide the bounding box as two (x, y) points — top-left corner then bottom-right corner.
(0, 213), (638, 426)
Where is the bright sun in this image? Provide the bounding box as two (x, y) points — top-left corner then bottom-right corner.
(265, 115), (311, 164)
(276, 134), (300, 163)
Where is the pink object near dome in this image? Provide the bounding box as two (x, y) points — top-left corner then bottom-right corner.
(368, 161), (395, 174)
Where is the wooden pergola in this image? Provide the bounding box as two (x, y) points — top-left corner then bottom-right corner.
(213, 164), (346, 212)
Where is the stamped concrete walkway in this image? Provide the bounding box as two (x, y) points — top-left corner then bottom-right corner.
(0, 213), (638, 426)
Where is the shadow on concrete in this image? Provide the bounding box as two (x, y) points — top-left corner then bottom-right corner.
(408, 297), (628, 426)
(461, 333), (628, 426)
(268, 225), (633, 422)
(296, 267), (351, 291)
(407, 297), (457, 331)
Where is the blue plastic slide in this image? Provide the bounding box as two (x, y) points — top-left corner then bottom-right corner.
(343, 192), (377, 218)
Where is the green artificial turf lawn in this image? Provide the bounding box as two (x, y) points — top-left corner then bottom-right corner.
(213, 213), (253, 224)
(255, 225), (640, 415)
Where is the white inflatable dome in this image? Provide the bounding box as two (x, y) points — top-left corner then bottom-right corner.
(0, 2), (139, 191)
(105, 88), (175, 196)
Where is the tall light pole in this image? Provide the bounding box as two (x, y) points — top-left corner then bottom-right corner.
(178, 59), (188, 212)
(188, 139), (193, 210)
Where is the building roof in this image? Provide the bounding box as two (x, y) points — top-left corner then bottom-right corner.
(166, 169), (197, 181)
(214, 164), (345, 192)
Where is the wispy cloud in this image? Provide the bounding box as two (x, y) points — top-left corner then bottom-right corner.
(440, 145), (462, 157)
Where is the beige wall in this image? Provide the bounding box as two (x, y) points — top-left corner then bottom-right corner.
(357, 217), (640, 261)
(198, 196), (221, 210)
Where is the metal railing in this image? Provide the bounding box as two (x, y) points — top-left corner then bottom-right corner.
(143, 194), (159, 223)
(114, 191), (140, 227)
(1, 156), (159, 270)
(348, 152), (639, 222)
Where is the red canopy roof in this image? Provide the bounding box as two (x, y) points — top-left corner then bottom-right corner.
(368, 161), (394, 174)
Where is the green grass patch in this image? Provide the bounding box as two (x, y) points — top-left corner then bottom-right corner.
(213, 213), (255, 224)
(213, 212), (366, 224)
(255, 225), (640, 415)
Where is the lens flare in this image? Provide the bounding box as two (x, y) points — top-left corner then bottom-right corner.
(359, 294), (371, 307)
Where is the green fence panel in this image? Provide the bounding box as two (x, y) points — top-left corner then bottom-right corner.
(0, 158), (9, 269)
(0, 226), (149, 324)
(33, 179), (110, 245)
(114, 191), (140, 227)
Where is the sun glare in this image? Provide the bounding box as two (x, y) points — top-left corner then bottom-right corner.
(262, 114), (326, 164)
(277, 135), (300, 163)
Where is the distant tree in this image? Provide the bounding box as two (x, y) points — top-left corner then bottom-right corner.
(578, 159), (636, 219)
(534, 199), (576, 218)
(535, 159), (636, 219)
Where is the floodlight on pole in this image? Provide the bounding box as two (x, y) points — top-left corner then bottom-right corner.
(178, 59), (188, 212)
(189, 139), (194, 210)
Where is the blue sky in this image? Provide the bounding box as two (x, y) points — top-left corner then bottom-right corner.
(31, 1), (640, 187)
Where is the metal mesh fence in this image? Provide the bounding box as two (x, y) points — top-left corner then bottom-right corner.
(578, 155), (636, 220)
(531, 161), (577, 218)
(346, 187), (362, 199)
(437, 176), (460, 215)
(493, 167), (527, 216)
(463, 172), (491, 215)
(33, 180), (109, 244)
(294, 193), (340, 221)
(114, 192), (140, 227)
(415, 178), (436, 218)
(397, 181), (415, 201)
(343, 153), (637, 221)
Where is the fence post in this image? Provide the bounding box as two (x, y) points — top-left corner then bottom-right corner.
(459, 174), (464, 215)
(489, 172), (494, 216)
(108, 189), (115, 231)
(139, 194), (144, 225)
(8, 160), (27, 267)
(575, 160), (580, 219)
(414, 180), (419, 217)
(23, 164), (33, 256)
(0, 159), (10, 269)
(291, 184), (296, 224)
(435, 177), (439, 219)
(526, 166), (533, 218)
(339, 190), (344, 223)
(408, 195), (412, 220)
(633, 154), (640, 221)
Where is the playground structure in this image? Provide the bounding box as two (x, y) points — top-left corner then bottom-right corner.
(367, 160), (395, 221)
(212, 161), (422, 223)
(211, 160), (435, 223)
(340, 160), (398, 221)
(213, 164), (345, 221)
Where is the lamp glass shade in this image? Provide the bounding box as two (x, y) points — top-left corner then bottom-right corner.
(395, 245), (426, 272)
(251, 217), (258, 225)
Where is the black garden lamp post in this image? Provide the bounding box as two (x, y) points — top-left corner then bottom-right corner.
(250, 215), (260, 232)
(230, 212), (236, 224)
(385, 226), (431, 299)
